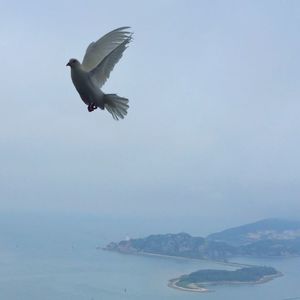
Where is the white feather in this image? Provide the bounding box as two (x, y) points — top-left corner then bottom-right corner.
(89, 37), (132, 88)
(82, 27), (131, 72)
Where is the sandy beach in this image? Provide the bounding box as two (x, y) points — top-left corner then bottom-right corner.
(107, 249), (252, 268)
(168, 272), (283, 293)
(168, 278), (209, 293)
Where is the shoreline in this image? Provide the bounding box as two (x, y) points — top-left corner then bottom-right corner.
(103, 248), (283, 293)
(103, 248), (253, 268)
(168, 272), (283, 293)
(168, 278), (209, 293)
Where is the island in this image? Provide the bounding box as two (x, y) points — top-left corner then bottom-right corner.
(103, 218), (300, 293)
(169, 266), (282, 293)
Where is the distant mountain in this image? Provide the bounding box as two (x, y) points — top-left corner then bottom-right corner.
(239, 238), (300, 257)
(207, 218), (300, 246)
(104, 219), (300, 260)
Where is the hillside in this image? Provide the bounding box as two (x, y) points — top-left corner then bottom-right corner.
(104, 219), (300, 260)
(105, 232), (236, 260)
(207, 218), (300, 246)
(176, 266), (279, 286)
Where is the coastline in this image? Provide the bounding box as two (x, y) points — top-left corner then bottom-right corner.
(168, 272), (283, 293)
(103, 247), (253, 268)
(103, 248), (283, 293)
(168, 278), (209, 293)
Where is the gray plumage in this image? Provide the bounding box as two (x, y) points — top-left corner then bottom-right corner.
(66, 27), (132, 120)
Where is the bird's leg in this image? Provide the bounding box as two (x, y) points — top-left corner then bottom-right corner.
(87, 103), (97, 112)
(87, 104), (94, 112)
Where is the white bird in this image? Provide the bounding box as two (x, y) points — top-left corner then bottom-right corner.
(66, 27), (132, 120)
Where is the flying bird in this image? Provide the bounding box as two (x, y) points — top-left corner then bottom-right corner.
(66, 27), (132, 120)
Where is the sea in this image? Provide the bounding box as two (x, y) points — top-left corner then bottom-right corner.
(0, 213), (299, 300)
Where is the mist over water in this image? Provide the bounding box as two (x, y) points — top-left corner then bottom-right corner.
(0, 213), (299, 300)
(1, 1), (300, 299)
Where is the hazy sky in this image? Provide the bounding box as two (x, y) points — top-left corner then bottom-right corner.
(1, 0), (300, 228)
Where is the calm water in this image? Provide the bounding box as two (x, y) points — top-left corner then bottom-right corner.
(0, 214), (299, 300)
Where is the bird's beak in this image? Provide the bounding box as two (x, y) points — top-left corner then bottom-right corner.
(66, 62), (70, 67)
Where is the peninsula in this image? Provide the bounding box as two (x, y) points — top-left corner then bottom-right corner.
(104, 218), (300, 260)
(103, 219), (299, 292)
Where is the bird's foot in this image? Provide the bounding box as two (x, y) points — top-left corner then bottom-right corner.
(87, 103), (97, 112)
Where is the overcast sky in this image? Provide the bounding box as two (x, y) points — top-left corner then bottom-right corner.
(0, 0), (300, 228)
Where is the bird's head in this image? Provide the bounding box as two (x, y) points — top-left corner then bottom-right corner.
(66, 58), (80, 68)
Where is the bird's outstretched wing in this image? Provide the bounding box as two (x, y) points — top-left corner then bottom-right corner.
(89, 37), (132, 88)
(82, 27), (132, 72)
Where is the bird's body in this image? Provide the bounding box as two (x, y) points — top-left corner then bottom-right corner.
(67, 27), (132, 119)
(70, 63), (104, 109)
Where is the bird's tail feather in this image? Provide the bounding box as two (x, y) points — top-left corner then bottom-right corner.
(104, 94), (129, 120)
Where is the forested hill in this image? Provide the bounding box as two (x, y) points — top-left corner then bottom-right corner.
(105, 232), (236, 260)
(104, 219), (300, 260)
(174, 266), (280, 288)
